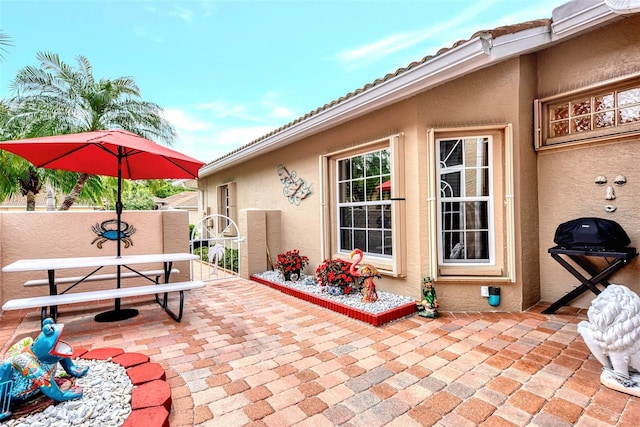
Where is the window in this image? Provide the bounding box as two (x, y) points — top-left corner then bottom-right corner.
(438, 136), (492, 264)
(216, 182), (237, 236)
(337, 149), (392, 256)
(428, 127), (515, 280)
(535, 77), (640, 150)
(320, 134), (405, 276)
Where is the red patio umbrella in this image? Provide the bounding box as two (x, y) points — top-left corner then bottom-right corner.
(0, 129), (205, 320)
(376, 180), (391, 191)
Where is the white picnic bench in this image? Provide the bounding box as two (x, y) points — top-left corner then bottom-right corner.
(23, 268), (180, 288)
(2, 253), (203, 322)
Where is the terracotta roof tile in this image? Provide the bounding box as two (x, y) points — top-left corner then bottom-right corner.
(155, 191), (198, 209)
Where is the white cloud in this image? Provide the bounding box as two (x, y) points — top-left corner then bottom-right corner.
(199, 92), (295, 123)
(198, 101), (255, 121)
(132, 27), (164, 43)
(171, 6), (193, 22)
(173, 125), (277, 163)
(164, 108), (210, 131)
(270, 106), (293, 119)
(198, 0), (217, 17)
(491, 0), (566, 27)
(335, 0), (501, 71)
(336, 32), (424, 66)
(216, 126), (277, 146)
(165, 91), (296, 162)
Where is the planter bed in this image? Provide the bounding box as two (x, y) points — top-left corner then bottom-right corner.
(250, 273), (416, 326)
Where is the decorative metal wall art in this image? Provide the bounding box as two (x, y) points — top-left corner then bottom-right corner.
(91, 219), (136, 248)
(277, 164), (312, 205)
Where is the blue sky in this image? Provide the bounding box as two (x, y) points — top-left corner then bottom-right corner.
(1, 0), (569, 163)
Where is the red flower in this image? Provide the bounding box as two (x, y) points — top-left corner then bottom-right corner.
(315, 258), (357, 288)
(275, 249), (309, 275)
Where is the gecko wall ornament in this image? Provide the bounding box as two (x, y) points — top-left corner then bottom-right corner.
(277, 164), (312, 205)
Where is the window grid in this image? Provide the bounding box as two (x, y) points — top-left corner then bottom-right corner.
(224, 186), (231, 226)
(548, 84), (640, 139)
(437, 137), (492, 264)
(217, 183), (234, 233)
(337, 149), (392, 257)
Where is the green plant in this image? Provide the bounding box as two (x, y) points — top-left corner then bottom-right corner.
(194, 246), (208, 262)
(222, 247), (239, 273)
(193, 246), (239, 273)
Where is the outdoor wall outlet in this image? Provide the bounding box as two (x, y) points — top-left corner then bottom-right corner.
(481, 286), (489, 297)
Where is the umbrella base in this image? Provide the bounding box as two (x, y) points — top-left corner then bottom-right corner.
(94, 308), (139, 322)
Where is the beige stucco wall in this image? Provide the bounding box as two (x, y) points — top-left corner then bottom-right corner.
(200, 14), (640, 313)
(200, 100), (420, 298)
(536, 15), (640, 308)
(0, 210), (192, 307)
(538, 142), (640, 307)
(417, 57), (538, 312)
(201, 59), (535, 312)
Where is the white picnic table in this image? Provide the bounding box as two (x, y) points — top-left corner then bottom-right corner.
(2, 252), (203, 322)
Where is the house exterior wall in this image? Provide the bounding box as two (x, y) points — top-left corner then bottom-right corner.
(200, 60), (533, 311)
(199, 13), (640, 313)
(0, 210), (192, 307)
(417, 57), (537, 311)
(200, 101), (421, 297)
(536, 15), (640, 308)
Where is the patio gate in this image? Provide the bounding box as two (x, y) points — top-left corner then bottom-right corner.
(190, 214), (242, 283)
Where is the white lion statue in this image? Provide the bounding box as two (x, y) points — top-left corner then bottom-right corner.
(577, 284), (640, 396)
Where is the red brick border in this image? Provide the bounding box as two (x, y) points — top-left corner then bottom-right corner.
(72, 347), (171, 427)
(250, 275), (416, 326)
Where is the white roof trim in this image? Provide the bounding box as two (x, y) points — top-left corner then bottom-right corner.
(551, 1), (618, 37)
(605, 0), (640, 14)
(199, 1), (627, 177)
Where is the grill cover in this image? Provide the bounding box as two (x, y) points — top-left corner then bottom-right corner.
(554, 217), (631, 250)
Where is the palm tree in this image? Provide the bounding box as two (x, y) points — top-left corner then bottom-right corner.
(7, 52), (176, 210)
(0, 99), (107, 210)
(0, 100), (43, 210)
(0, 30), (10, 61)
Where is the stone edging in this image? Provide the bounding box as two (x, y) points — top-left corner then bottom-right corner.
(73, 347), (171, 427)
(250, 275), (416, 325)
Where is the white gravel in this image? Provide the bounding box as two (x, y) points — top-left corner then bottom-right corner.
(254, 270), (414, 314)
(3, 359), (132, 427)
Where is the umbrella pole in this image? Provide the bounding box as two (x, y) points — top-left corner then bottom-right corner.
(95, 147), (139, 322)
(115, 155), (122, 309)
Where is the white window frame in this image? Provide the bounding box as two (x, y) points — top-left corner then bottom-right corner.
(320, 134), (406, 277)
(336, 148), (393, 258)
(427, 126), (515, 282)
(216, 182), (237, 236)
(436, 135), (495, 266)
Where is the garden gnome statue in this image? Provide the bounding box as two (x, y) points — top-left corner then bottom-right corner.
(418, 276), (439, 318)
(577, 284), (640, 397)
(0, 318), (89, 421)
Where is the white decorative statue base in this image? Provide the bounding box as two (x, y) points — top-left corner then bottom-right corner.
(577, 284), (640, 397)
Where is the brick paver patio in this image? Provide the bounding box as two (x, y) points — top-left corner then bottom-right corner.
(1, 277), (639, 426)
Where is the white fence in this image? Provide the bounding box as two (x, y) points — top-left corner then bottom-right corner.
(190, 214), (243, 283)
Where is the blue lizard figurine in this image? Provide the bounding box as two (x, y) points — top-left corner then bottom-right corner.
(0, 318), (89, 421)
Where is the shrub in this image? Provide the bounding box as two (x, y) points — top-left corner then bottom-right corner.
(194, 246), (239, 273)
